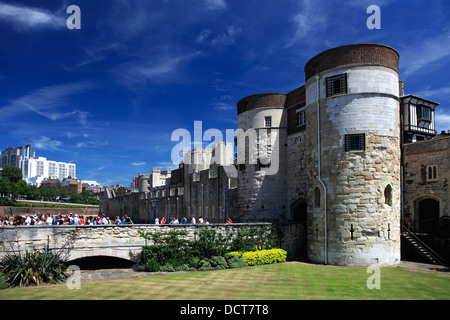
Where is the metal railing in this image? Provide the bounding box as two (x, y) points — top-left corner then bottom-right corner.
(401, 224), (446, 265)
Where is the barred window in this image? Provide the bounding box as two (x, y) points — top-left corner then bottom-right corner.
(265, 116), (272, 128)
(345, 133), (365, 152)
(326, 74), (347, 97)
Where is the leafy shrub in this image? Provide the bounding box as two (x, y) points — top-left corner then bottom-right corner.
(235, 249), (287, 266)
(228, 225), (282, 252)
(137, 227), (283, 272)
(0, 272), (9, 290)
(209, 256), (228, 270)
(225, 254), (248, 269)
(227, 251), (243, 257)
(0, 249), (68, 287)
(191, 227), (231, 259)
(139, 230), (194, 272)
(158, 264), (176, 272)
(198, 260), (213, 271)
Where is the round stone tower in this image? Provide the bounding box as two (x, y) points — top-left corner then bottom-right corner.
(236, 93), (289, 222)
(303, 43), (401, 266)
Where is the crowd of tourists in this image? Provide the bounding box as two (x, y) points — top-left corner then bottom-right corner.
(1, 212), (233, 226)
(154, 215), (232, 224)
(154, 215), (209, 225)
(0, 212), (133, 226)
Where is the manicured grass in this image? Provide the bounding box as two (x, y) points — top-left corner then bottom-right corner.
(0, 262), (449, 300)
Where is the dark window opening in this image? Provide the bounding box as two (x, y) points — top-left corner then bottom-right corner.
(314, 187), (321, 208)
(326, 74), (347, 97)
(416, 105), (432, 121)
(384, 185), (392, 206)
(345, 133), (365, 152)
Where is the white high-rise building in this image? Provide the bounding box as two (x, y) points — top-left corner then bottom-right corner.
(24, 157), (77, 186)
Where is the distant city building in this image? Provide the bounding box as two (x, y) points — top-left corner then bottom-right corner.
(61, 178), (82, 193)
(0, 145), (77, 187)
(1, 145), (35, 174)
(81, 180), (102, 193)
(23, 157), (77, 187)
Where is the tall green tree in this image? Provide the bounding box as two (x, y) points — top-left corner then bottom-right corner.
(0, 165), (23, 184)
(12, 180), (28, 198)
(0, 178), (11, 197)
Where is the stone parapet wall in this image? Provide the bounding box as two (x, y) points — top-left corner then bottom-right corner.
(0, 223), (305, 262)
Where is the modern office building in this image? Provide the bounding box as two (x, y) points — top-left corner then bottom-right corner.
(0, 145), (35, 173)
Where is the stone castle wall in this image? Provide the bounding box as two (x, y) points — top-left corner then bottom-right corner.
(102, 165), (238, 224)
(403, 135), (450, 224)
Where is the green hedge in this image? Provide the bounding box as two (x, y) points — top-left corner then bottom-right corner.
(138, 228), (285, 272)
(228, 249), (287, 266)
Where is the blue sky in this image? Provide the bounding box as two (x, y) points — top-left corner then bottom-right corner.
(0, 0), (449, 186)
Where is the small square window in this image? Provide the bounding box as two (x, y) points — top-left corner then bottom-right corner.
(265, 116), (272, 128)
(345, 133), (365, 152)
(326, 74), (347, 97)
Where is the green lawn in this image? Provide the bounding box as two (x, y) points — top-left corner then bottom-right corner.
(0, 262), (449, 300)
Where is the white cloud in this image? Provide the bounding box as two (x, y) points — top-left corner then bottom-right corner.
(400, 29), (450, 77)
(31, 136), (62, 151)
(197, 26), (241, 47)
(0, 82), (93, 126)
(114, 52), (203, 88)
(435, 109), (450, 133)
(414, 86), (450, 101)
(286, 0), (328, 47)
(212, 102), (234, 111)
(131, 162), (147, 166)
(0, 2), (65, 30)
(204, 0), (227, 10)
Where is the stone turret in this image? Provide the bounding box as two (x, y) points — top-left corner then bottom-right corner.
(236, 93), (289, 222)
(303, 43), (401, 266)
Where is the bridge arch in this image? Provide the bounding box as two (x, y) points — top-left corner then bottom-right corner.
(67, 255), (136, 270)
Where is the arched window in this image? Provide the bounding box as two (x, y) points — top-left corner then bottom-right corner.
(314, 187), (321, 208)
(384, 185), (392, 206)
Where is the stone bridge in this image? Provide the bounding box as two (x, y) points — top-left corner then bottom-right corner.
(0, 223), (304, 264)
